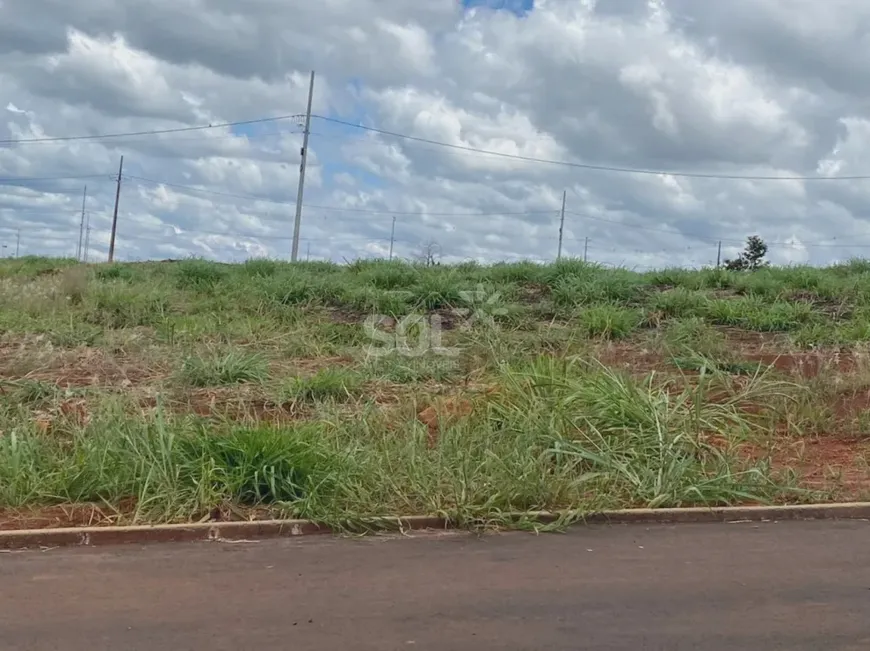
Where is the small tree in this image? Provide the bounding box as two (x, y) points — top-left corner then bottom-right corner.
(417, 240), (442, 267)
(724, 235), (768, 271)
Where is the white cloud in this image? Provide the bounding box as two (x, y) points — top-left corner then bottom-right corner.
(2, 0), (870, 267)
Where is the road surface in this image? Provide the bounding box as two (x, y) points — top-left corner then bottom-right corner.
(2, 520), (870, 650)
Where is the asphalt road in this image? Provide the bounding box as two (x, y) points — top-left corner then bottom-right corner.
(2, 520), (870, 650)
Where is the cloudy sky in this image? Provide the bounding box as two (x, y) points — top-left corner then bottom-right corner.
(3, 0), (870, 268)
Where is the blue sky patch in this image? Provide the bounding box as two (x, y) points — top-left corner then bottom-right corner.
(462, 0), (534, 16)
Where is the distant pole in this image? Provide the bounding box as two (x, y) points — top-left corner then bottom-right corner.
(76, 186), (87, 261)
(15, 229), (20, 258)
(557, 190), (566, 260)
(306, 241), (311, 262)
(389, 216), (396, 261)
(716, 241), (722, 268)
(108, 155), (124, 263)
(291, 70), (315, 262)
(583, 236), (589, 263)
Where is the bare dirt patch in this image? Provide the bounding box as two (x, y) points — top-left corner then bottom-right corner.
(719, 327), (787, 353)
(751, 437), (870, 499)
(744, 351), (859, 378)
(0, 342), (166, 388)
(163, 387), (309, 424)
(0, 500), (137, 531)
(596, 342), (667, 374)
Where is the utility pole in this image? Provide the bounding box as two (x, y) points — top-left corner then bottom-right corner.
(716, 240), (722, 269)
(15, 229), (20, 258)
(76, 185), (87, 261)
(583, 237), (589, 263)
(291, 70), (315, 262)
(557, 190), (566, 260)
(389, 216), (396, 261)
(306, 242), (311, 262)
(108, 155), (124, 263)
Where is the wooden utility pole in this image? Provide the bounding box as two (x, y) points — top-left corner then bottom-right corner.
(583, 236), (589, 262)
(76, 185), (87, 261)
(716, 240), (722, 268)
(108, 156), (124, 263)
(291, 71), (315, 262)
(557, 190), (566, 260)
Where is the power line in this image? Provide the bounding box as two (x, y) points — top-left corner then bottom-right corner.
(312, 115), (870, 182)
(307, 205), (556, 217)
(7, 129), (304, 149)
(125, 175), (295, 204)
(0, 114), (303, 145)
(563, 210), (724, 241)
(562, 211), (870, 248)
(0, 173), (112, 183)
(0, 208), (82, 217)
(126, 174), (557, 216)
(144, 226), (417, 244)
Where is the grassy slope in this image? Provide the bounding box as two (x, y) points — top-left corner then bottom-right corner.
(1, 255), (869, 528)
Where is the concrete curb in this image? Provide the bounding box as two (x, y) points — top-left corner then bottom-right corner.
(3, 502), (869, 550)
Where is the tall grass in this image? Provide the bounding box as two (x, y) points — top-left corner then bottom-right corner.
(0, 256), (861, 525)
(0, 409), (344, 520)
(487, 357), (789, 507)
(0, 356), (798, 523)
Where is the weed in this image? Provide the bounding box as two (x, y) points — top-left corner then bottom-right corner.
(242, 258), (281, 278)
(647, 288), (710, 320)
(179, 350), (270, 387)
(576, 305), (641, 339)
(0, 379), (58, 406)
(660, 317), (730, 359)
(58, 266), (90, 305)
(408, 271), (464, 310)
(281, 368), (362, 403)
(488, 356), (789, 507)
(552, 271), (642, 307)
(95, 265), (137, 282)
(182, 426), (339, 505)
(85, 284), (171, 328)
(174, 258), (228, 291)
(362, 355), (460, 383)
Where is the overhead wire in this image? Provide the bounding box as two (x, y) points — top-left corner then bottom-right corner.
(0, 173), (113, 183)
(9, 111), (870, 259)
(126, 174), (558, 216)
(0, 114), (304, 145)
(312, 114), (870, 181)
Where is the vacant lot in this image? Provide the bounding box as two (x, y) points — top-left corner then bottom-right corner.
(0, 256), (868, 530)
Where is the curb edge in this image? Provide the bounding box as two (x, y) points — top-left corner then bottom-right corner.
(3, 503), (869, 550)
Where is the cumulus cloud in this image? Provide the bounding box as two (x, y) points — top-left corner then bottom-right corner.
(2, 0), (870, 266)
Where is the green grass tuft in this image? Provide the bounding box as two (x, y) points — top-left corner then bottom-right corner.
(576, 305), (641, 339)
(281, 368), (362, 404)
(179, 350), (270, 387)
